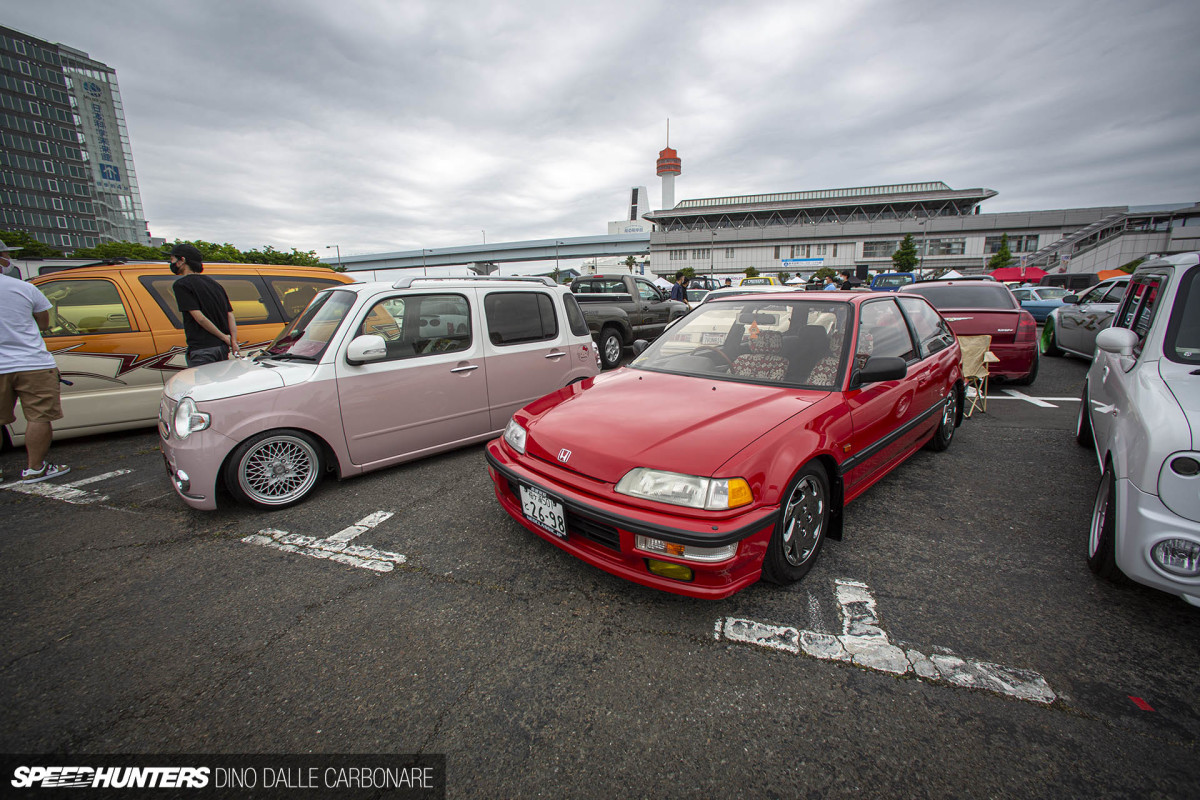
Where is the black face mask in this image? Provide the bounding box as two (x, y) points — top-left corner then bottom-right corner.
(169, 260), (182, 275)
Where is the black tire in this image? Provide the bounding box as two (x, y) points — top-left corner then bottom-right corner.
(1041, 318), (1063, 357)
(225, 429), (324, 509)
(1010, 348), (1039, 386)
(762, 462), (829, 585)
(925, 384), (960, 452)
(1076, 383), (1094, 449)
(598, 327), (624, 370)
(1087, 462), (1122, 581)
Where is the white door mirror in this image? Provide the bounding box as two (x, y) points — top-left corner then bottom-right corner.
(346, 334), (388, 364)
(1094, 327), (1139, 357)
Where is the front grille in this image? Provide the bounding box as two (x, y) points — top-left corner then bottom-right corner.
(507, 478), (622, 551)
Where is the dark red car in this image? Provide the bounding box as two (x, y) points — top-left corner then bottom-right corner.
(485, 292), (964, 599)
(898, 280), (1039, 384)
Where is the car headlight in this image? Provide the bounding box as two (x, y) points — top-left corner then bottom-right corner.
(503, 418), (527, 454)
(615, 468), (752, 510)
(1151, 539), (1200, 578)
(172, 396), (211, 439)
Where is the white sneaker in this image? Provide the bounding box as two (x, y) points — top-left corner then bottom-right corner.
(21, 462), (70, 483)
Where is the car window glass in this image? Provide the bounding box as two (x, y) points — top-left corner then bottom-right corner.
(357, 293), (470, 360)
(1166, 266), (1199, 364)
(1126, 278), (1164, 352)
(897, 296), (954, 357)
(1078, 284), (1110, 304)
(1012, 289), (1030, 301)
(631, 299), (848, 388)
(575, 279), (624, 294)
(902, 284), (1015, 310)
(266, 277), (343, 320)
(1038, 288), (1070, 300)
(262, 289), (355, 360)
(856, 299), (916, 367)
(485, 292), (559, 345)
(1116, 280), (1149, 329)
(140, 274), (277, 328)
(562, 293), (590, 337)
(636, 280), (658, 300)
(37, 279), (132, 337)
(1101, 281), (1127, 304)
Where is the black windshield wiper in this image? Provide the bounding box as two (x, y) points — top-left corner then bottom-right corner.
(260, 352), (318, 362)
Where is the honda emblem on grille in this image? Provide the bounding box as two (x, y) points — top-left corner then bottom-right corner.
(558, 449), (572, 463)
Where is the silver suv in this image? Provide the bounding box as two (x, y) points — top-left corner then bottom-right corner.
(160, 276), (599, 510)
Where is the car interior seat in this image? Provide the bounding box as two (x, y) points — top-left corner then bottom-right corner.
(731, 329), (789, 381)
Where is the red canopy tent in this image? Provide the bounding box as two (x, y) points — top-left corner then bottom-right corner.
(989, 266), (1048, 282)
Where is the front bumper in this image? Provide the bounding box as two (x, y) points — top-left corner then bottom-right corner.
(485, 440), (777, 599)
(160, 427), (238, 511)
(1116, 478), (1200, 606)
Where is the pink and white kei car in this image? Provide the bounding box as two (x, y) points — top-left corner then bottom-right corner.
(160, 276), (599, 510)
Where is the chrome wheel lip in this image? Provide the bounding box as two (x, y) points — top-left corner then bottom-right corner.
(781, 475), (824, 567)
(238, 435), (319, 506)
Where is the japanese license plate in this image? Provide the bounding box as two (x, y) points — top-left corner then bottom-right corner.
(519, 484), (567, 539)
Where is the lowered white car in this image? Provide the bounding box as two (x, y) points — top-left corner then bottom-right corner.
(1077, 252), (1200, 605)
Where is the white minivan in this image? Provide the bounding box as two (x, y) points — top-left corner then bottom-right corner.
(160, 276), (599, 510)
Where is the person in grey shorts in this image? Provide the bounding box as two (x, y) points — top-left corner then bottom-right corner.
(0, 247), (70, 484)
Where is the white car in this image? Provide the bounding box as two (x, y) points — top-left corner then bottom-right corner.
(1077, 252), (1200, 605)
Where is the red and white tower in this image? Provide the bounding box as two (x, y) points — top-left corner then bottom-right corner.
(656, 121), (681, 210)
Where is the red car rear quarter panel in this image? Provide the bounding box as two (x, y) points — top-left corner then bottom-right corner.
(522, 369), (821, 483)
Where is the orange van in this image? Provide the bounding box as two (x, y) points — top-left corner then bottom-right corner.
(4, 262), (353, 445)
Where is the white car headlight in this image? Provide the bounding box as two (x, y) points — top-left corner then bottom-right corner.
(503, 418), (527, 454)
(615, 468), (752, 510)
(172, 396), (211, 439)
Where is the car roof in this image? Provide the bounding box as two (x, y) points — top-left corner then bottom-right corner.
(31, 261), (351, 281)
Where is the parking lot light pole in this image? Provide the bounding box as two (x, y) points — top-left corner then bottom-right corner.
(325, 245), (342, 270)
(711, 230), (716, 282)
(556, 241), (563, 276)
(917, 219), (928, 276)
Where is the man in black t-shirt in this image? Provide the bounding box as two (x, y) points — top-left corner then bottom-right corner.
(168, 243), (240, 367)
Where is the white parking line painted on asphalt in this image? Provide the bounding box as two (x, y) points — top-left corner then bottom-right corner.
(241, 510), (406, 573)
(0, 469), (132, 505)
(719, 578), (1056, 705)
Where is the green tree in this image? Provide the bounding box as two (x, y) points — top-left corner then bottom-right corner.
(623, 255), (638, 271)
(680, 266), (696, 280)
(70, 240), (170, 261)
(813, 266), (839, 283)
(892, 234), (919, 271)
(778, 271), (791, 283)
(987, 233), (1013, 271)
(744, 265), (760, 278)
(0, 230), (64, 258)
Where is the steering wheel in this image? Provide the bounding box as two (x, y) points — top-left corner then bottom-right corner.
(54, 316), (80, 335)
(695, 345), (736, 369)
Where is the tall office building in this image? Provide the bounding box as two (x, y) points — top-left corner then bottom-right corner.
(0, 25), (151, 252)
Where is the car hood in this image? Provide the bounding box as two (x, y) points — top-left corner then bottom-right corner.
(164, 357), (318, 402)
(1161, 360), (1199, 448)
(523, 368), (822, 483)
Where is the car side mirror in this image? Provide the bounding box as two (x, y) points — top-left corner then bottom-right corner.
(631, 339), (650, 356)
(1095, 327), (1138, 357)
(1061, 294), (1080, 305)
(853, 356), (907, 386)
(346, 334), (387, 365)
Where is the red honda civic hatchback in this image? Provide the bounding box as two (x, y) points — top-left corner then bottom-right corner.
(485, 292), (964, 599)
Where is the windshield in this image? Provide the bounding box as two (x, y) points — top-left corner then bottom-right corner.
(873, 275), (912, 288)
(1037, 287), (1071, 300)
(631, 299), (849, 388)
(1166, 265), (1200, 365)
(903, 284), (1016, 310)
(260, 288), (356, 360)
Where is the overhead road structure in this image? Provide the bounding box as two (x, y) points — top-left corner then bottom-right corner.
(320, 233), (650, 274)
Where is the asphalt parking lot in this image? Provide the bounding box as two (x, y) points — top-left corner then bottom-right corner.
(1, 350), (1197, 798)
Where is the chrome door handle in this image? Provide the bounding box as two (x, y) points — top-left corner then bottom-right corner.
(450, 364), (479, 373)
(544, 351), (566, 359)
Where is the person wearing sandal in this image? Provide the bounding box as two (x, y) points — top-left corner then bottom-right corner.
(0, 251), (70, 485)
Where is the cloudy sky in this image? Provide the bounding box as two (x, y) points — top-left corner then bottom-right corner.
(8, 0), (1200, 258)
